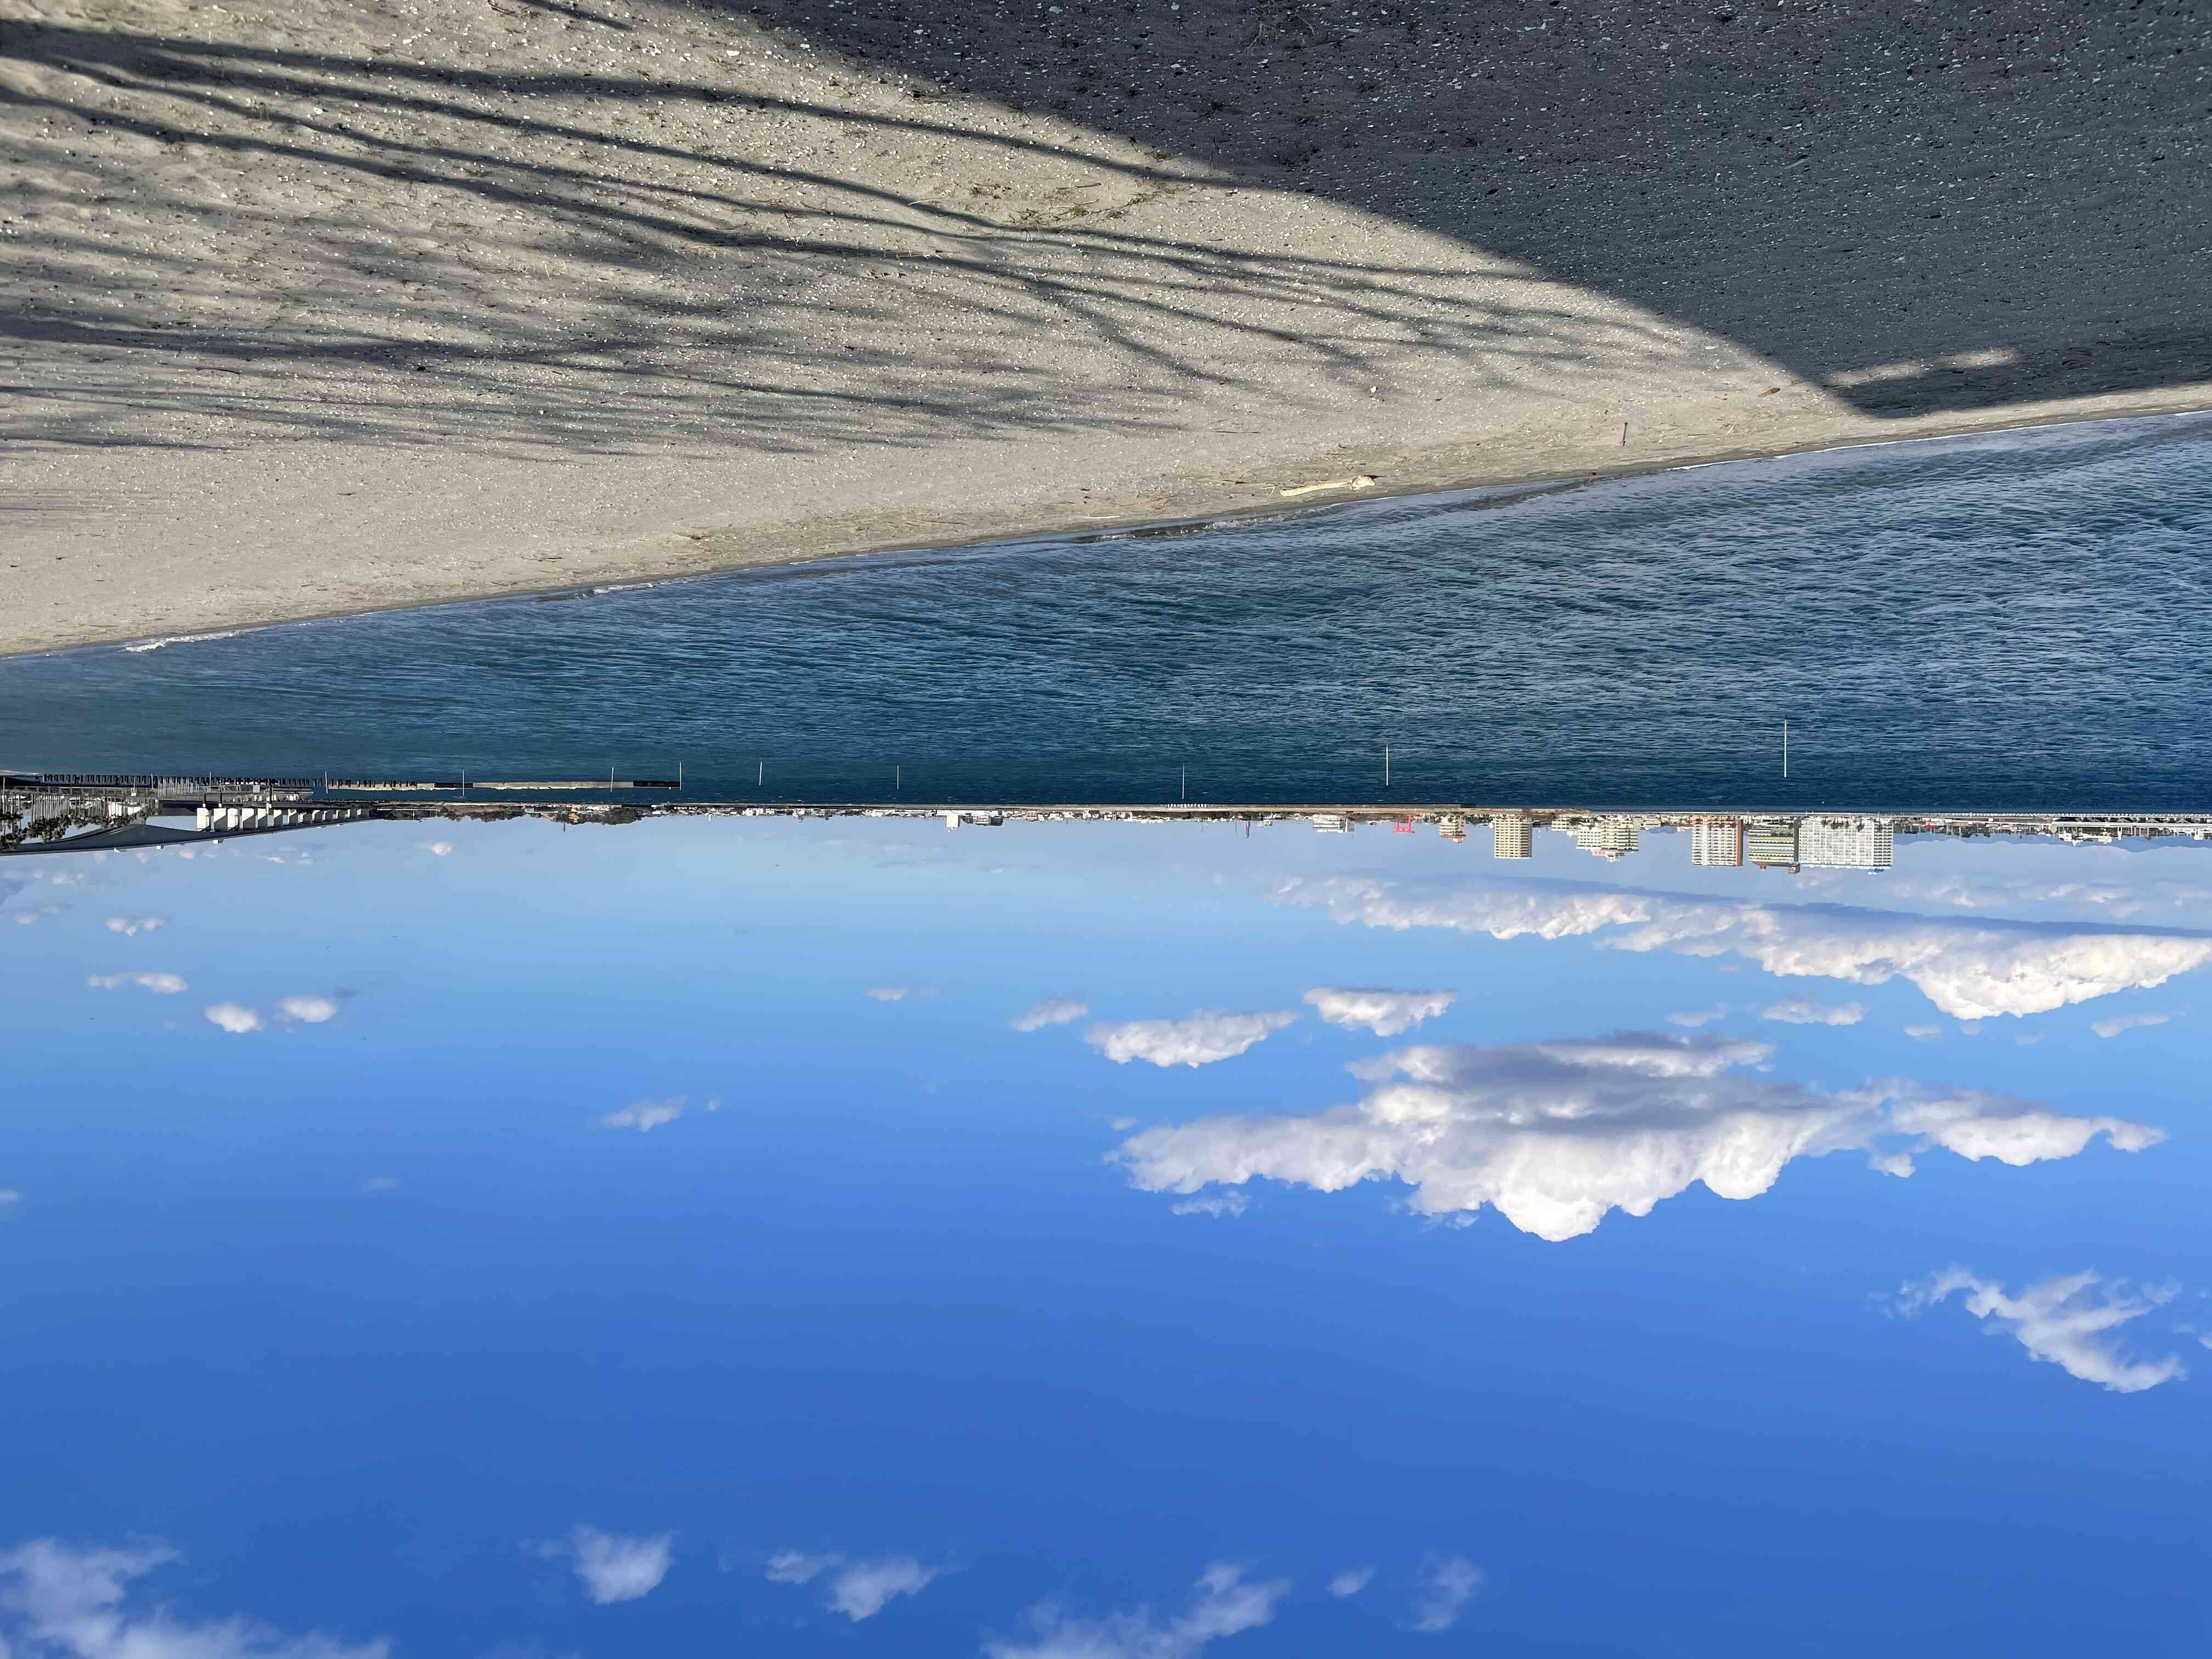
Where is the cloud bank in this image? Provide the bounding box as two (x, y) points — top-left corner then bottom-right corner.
(1893, 1269), (2185, 1392)
(1087, 1010), (1297, 1068)
(985, 1564), (1288, 1659)
(1277, 876), (2212, 1020)
(541, 1525), (673, 1605)
(1113, 1033), (2162, 1242)
(0, 1538), (388, 1658)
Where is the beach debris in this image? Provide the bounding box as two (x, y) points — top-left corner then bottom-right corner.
(1278, 475), (1378, 499)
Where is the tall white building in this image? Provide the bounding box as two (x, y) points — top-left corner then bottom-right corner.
(1689, 819), (1744, 867)
(1745, 822), (1799, 871)
(1572, 820), (1641, 861)
(1489, 814), (1533, 859)
(1801, 819), (1894, 871)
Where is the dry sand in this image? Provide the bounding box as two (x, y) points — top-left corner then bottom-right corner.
(3, 0), (2208, 656)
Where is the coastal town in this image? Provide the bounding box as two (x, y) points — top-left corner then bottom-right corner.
(7, 772), (2207, 874)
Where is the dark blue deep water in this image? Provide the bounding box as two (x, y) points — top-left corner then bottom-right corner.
(6, 413), (2210, 807)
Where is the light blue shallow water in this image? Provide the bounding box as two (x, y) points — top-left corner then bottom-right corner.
(6, 411), (2210, 807)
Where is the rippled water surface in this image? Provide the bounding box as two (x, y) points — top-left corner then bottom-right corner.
(7, 413), (2210, 806)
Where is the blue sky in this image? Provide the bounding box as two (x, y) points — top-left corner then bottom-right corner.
(3, 817), (2208, 1657)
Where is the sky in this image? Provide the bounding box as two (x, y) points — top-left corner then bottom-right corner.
(3, 816), (2209, 1657)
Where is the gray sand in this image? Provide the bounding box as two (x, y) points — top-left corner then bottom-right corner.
(3, 0), (2207, 654)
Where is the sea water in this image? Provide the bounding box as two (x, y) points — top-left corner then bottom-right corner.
(5, 411), (2209, 808)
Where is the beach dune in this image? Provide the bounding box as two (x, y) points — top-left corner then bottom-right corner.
(2, 0), (2207, 654)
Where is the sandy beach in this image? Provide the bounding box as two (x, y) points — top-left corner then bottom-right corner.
(3, 0), (2207, 657)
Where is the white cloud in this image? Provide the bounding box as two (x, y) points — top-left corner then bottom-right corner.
(763, 1552), (944, 1622)
(1170, 1193), (1248, 1219)
(826, 1559), (940, 1621)
(1277, 876), (2212, 1020)
(1112, 1034), (2162, 1242)
(87, 972), (188, 995)
(1762, 997), (1866, 1026)
(1012, 997), (1091, 1032)
(203, 1002), (262, 1034)
(985, 1564), (1288, 1659)
(103, 916), (165, 936)
(1327, 1567), (1374, 1598)
(0, 1190), (19, 1205)
(1302, 988), (1455, 1037)
(1666, 1006), (1726, 1028)
(0, 1538), (388, 1658)
(599, 1098), (684, 1132)
(1904, 1023), (1943, 1040)
(764, 1551), (838, 1584)
(540, 1525), (673, 1605)
(1403, 1556), (1485, 1634)
(419, 840), (454, 856)
(1087, 1010), (1297, 1069)
(2091, 1011), (2170, 1039)
(278, 995), (339, 1024)
(1893, 1269), (2185, 1393)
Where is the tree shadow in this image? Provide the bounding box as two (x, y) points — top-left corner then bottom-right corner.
(4, 0), (2207, 459)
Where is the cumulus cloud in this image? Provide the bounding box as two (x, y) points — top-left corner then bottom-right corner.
(1892, 1269), (2185, 1393)
(1012, 997), (1091, 1032)
(1302, 988), (1455, 1037)
(1904, 1024), (1943, 1040)
(1762, 997), (1866, 1026)
(1087, 1010), (1297, 1069)
(278, 995), (339, 1024)
(764, 1552), (943, 1621)
(599, 1098), (685, 1132)
(540, 1526), (673, 1605)
(2090, 1011), (2170, 1039)
(1402, 1556), (1485, 1634)
(866, 986), (939, 1002)
(419, 840), (454, 856)
(103, 916), (165, 936)
(1276, 876), (2212, 1020)
(87, 972), (187, 995)
(985, 1564), (1288, 1659)
(203, 1002), (261, 1034)
(1327, 1567), (1375, 1598)
(1170, 1193), (1248, 1219)
(1111, 1034), (2162, 1242)
(1666, 1006), (1726, 1028)
(0, 1538), (388, 1658)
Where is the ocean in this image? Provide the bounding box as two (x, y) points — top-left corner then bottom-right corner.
(6, 412), (2210, 808)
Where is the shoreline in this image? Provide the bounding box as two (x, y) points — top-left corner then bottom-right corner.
(12, 391), (2211, 664)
